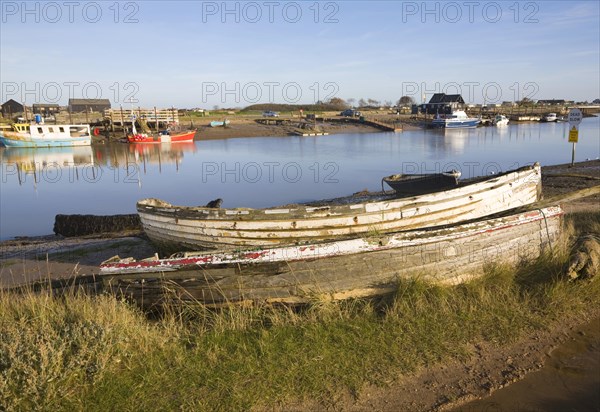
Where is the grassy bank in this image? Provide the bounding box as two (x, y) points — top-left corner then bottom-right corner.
(1, 213), (599, 411)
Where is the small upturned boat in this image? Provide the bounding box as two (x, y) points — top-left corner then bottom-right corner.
(137, 163), (542, 252)
(0, 122), (92, 148)
(493, 115), (509, 126)
(100, 206), (563, 307)
(382, 170), (461, 195)
(209, 120), (230, 127)
(431, 110), (480, 129)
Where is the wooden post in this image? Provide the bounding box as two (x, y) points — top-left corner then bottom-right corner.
(154, 106), (158, 132)
(120, 106), (126, 137)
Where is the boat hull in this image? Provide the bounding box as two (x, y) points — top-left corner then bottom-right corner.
(382, 173), (460, 195)
(0, 133), (91, 148)
(432, 119), (480, 128)
(127, 130), (196, 144)
(137, 164), (542, 251)
(101, 206), (563, 307)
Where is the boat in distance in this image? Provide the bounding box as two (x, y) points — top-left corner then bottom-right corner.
(101, 206), (563, 307)
(431, 110), (481, 129)
(493, 114), (509, 126)
(0, 122), (92, 148)
(382, 170), (461, 195)
(137, 163), (542, 252)
(209, 120), (230, 127)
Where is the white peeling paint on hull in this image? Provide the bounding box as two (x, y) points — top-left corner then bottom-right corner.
(100, 206), (563, 307)
(137, 164), (542, 250)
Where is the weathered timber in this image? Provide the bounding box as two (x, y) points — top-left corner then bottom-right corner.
(53, 214), (142, 237)
(99, 206), (563, 308)
(137, 164), (542, 251)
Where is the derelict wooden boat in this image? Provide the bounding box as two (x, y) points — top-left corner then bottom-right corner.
(382, 170), (461, 195)
(100, 206), (563, 307)
(137, 163), (542, 251)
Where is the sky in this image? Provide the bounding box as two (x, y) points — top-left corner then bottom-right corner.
(1, 0), (599, 108)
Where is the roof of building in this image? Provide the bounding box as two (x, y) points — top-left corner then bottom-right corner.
(68, 99), (111, 105)
(33, 103), (60, 107)
(428, 93), (465, 104)
(1, 99), (24, 108)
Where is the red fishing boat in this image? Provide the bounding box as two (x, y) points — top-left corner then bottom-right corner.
(127, 116), (196, 143)
(127, 129), (196, 144)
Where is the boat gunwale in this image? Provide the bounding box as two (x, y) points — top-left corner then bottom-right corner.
(137, 164), (540, 221)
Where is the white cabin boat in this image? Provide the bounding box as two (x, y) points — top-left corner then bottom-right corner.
(543, 113), (557, 122)
(432, 110), (480, 129)
(493, 115), (509, 126)
(0, 122), (92, 148)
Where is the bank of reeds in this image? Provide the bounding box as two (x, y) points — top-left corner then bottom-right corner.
(1, 213), (598, 411)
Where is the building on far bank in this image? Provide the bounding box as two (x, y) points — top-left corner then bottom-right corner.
(413, 93), (466, 115)
(68, 98), (111, 113)
(1, 99), (24, 117)
(32, 103), (61, 116)
(537, 99), (575, 106)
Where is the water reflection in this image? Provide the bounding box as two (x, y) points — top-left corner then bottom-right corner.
(0, 142), (198, 186)
(0, 146), (94, 186)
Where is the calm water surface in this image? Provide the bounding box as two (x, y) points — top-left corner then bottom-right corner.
(1, 118), (598, 240)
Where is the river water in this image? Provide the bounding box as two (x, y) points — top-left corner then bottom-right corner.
(1, 117), (598, 240)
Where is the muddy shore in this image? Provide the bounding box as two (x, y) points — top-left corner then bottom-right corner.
(197, 118), (385, 140)
(1, 159), (598, 411)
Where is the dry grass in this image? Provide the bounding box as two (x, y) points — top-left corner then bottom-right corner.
(0, 212), (598, 411)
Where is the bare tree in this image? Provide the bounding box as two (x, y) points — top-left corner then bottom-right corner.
(398, 96), (415, 106)
(326, 97), (349, 110)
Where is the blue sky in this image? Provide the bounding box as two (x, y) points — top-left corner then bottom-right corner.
(1, 0), (599, 108)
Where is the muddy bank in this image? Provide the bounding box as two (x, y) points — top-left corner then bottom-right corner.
(194, 118), (383, 140)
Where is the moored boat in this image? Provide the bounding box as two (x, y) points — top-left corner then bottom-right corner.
(431, 110), (480, 129)
(137, 163), (542, 251)
(0, 122), (92, 148)
(127, 129), (196, 143)
(127, 115), (196, 143)
(100, 206), (563, 307)
(542, 113), (557, 122)
(493, 114), (509, 126)
(382, 170), (461, 195)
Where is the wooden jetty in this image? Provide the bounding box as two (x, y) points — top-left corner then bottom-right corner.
(104, 108), (180, 128)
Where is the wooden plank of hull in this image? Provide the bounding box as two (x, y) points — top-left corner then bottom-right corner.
(137, 165), (542, 250)
(100, 206), (562, 307)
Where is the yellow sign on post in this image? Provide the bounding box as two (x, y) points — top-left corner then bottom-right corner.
(568, 125), (579, 143)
